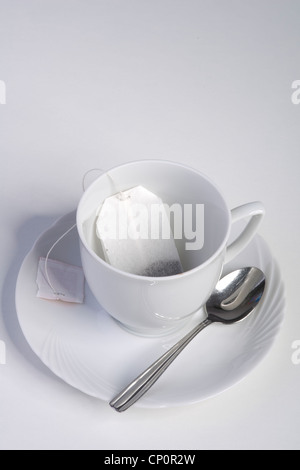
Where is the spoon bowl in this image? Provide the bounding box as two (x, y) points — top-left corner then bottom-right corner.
(206, 267), (265, 323)
(110, 267), (265, 412)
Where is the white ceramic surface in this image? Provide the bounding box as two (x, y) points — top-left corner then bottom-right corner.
(77, 160), (265, 335)
(15, 212), (284, 409)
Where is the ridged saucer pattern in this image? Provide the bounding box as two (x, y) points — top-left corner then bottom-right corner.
(16, 212), (285, 408)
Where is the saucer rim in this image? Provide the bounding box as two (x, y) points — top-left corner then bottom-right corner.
(15, 211), (285, 409)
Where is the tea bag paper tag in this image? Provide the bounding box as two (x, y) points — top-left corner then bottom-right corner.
(96, 186), (183, 277)
(36, 257), (85, 303)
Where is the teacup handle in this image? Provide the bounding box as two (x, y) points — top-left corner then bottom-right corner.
(225, 201), (265, 263)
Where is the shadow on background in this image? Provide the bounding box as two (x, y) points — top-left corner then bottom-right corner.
(2, 213), (63, 377)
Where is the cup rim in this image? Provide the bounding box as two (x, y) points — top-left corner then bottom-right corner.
(76, 159), (231, 281)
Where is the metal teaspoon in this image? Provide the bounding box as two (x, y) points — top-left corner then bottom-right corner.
(110, 267), (265, 412)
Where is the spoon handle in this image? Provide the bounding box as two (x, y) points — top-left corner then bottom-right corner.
(110, 318), (212, 412)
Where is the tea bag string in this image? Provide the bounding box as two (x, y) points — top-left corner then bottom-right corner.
(82, 168), (105, 192)
(44, 168), (105, 298)
(44, 223), (77, 298)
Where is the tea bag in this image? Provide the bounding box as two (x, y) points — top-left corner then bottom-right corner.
(96, 186), (183, 277)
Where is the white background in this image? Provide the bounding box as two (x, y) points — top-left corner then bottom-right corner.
(0, 0), (300, 450)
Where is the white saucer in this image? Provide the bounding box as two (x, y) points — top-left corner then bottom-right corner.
(16, 212), (285, 409)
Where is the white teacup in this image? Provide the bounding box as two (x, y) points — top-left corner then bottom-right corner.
(77, 160), (264, 336)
